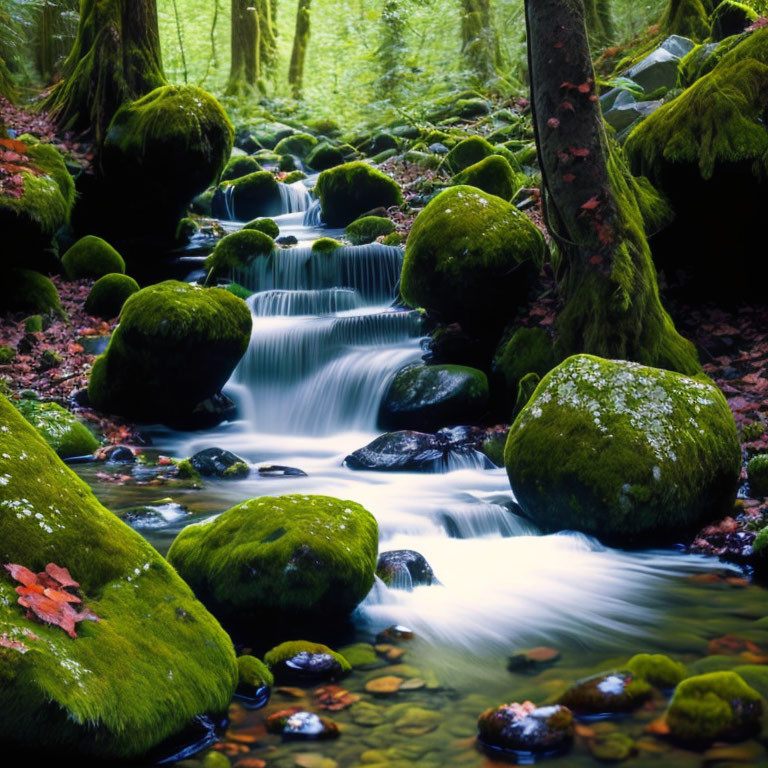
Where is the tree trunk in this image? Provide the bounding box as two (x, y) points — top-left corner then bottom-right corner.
(226, 0), (260, 95)
(660, 0), (710, 40)
(258, 0), (278, 74)
(583, 0), (615, 45)
(0, 55), (14, 102)
(377, 0), (407, 96)
(524, 0), (699, 375)
(41, 0), (166, 146)
(459, 0), (501, 82)
(288, 0), (311, 99)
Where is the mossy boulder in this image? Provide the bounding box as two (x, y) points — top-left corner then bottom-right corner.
(710, 1), (757, 41)
(626, 653), (687, 689)
(560, 671), (653, 715)
(0, 269), (61, 316)
(243, 217), (280, 238)
(452, 155), (523, 200)
(220, 155), (262, 182)
(504, 355), (741, 547)
(315, 162), (403, 227)
(400, 186), (545, 332)
(14, 398), (99, 458)
(345, 216), (395, 245)
(61, 236), (125, 280)
(0, 138), (75, 257)
(87, 281), (252, 425)
(379, 363), (489, 432)
(494, 327), (557, 408)
(306, 143), (346, 171)
(167, 495), (378, 626)
(312, 237), (343, 253)
(238, 655), (274, 688)
(666, 671), (763, 744)
(205, 229), (275, 280)
(274, 133), (318, 158)
(444, 136), (496, 174)
(747, 454), (768, 497)
(214, 171), (281, 221)
(0, 395), (238, 759)
(264, 641), (351, 675)
(0, 346), (15, 364)
(102, 85), (233, 237)
(84, 273), (140, 319)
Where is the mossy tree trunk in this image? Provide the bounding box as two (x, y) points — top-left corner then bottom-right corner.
(583, 0), (615, 45)
(288, 0), (311, 99)
(41, 0), (166, 146)
(258, 0), (278, 75)
(35, 0), (77, 82)
(660, 0), (711, 40)
(459, 0), (502, 82)
(377, 0), (407, 96)
(524, 0), (700, 375)
(0, 55), (14, 102)
(225, 0), (260, 95)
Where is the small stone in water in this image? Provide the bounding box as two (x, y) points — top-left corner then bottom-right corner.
(258, 464), (308, 477)
(589, 732), (636, 762)
(376, 625), (414, 643)
(273, 652), (343, 684)
(374, 643), (405, 661)
(365, 675), (404, 695)
(508, 646), (561, 672)
(399, 678), (426, 691)
(478, 702), (574, 754)
(266, 709), (339, 739)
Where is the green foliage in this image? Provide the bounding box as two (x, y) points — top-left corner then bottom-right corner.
(62, 236), (125, 280)
(84, 274), (140, 319)
(345, 215), (395, 245)
(0, 345), (15, 364)
(14, 398), (99, 458)
(0, 269), (61, 315)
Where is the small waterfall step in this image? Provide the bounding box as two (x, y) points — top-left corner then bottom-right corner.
(278, 181), (312, 213)
(248, 288), (362, 316)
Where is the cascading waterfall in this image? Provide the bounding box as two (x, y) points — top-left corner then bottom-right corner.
(277, 180), (312, 213)
(303, 199), (324, 227)
(247, 288), (362, 316)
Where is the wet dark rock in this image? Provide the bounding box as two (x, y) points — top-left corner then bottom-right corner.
(166, 392), (238, 431)
(478, 702), (574, 755)
(559, 671), (653, 716)
(258, 464), (308, 477)
(117, 502), (188, 530)
(234, 683), (271, 710)
(276, 235), (298, 246)
(271, 652), (345, 685)
(377, 550), (438, 589)
(99, 444), (136, 464)
(266, 708), (339, 739)
(376, 625), (415, 643)
(189, 447), (249, 478)
(428, 142), (449, 155)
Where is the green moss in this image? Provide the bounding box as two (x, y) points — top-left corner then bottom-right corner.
(0, 269), (62, 316)
(626, 654), (687, 689)
(238, 655), (274, 687)
(666, 671), (763, 743)
(0, 346), (15, 365)
(88, 281), (252, 424)
(444, 136), (495, 174)
(222, 461), (249, 479)
(282, 170), (308, 184)
(167, 495), (379, 625)
(754, 525), (768, 556)
(747, 454), (768, 497)
(84, 273), (140, 319)
(315, 161), (403, 227)
(13, 398), (99, 459)
(312, 237), (343, 253)
(382, 232), (404, 246)
(660, 0), (711, 40)
(24, 315), (43, 333)
(337, 643), (380, 668)
(242, 217), (280, 238)
(710, 1), (757, 41)
(345, 216), (395, 245)
(176, 458), (202, 482)
(205, 229), (275, 280)
(274, 133), (318, 158)
(0, 395), (238, 759)
(175, 217), (199, 243)
(62, 236), (125, 280)
(217, 171), (281, 220)
(452, 155), (523, 201)
(514, 372), (540, 416)
(732, 665), (768, 700)
(400, 186), (546, 332)
(504, 355), (741, 547)
(264, 641), (351, 673)
(494, 327), (556, 405)
(224, 283), (254, 301)
(220, 155), (262, 182)
(306, 142), (345, 171)
(559, 671), (653, 714)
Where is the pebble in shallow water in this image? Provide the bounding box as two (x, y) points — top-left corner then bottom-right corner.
(266, 708), (339, 739)
(477, 701), (574, 755)
(272, 652), (344, 685)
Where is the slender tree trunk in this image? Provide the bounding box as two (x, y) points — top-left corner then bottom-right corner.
(288, 0), (311, 99)
(377, 0), (407, 96)
(41, 0), (166, 146)
(583, 0), (615, 45)
(660, 0), (710, 40)
(258, 0), (278, 74)
(459, 0), (501, 81)
(524, 0), (699, 375)
(226, 0), (260, 95)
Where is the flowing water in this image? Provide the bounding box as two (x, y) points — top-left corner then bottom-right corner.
(74, 176), (768, 767)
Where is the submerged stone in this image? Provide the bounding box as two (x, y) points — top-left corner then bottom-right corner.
(189, 447), (249, 478)
(376, 550), (438, 589)
(266, 709), (339, 739)
(477, 702), (574, 754)
(559, 672), (653, 715)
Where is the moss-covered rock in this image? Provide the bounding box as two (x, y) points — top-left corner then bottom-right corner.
(274, 133), (318, 158)
(400, 186), (545, 332)
(61, 236), (125, 280)
(101, 85), (233, 237)
(661, 0), (711, 40)
(379, 363), (489, 432)
(220, 155), (262, 182)
(452, 155), (523, 200)
(14, 398), (99, 458)
(315, 162), (403, 227)
(0, 345), (15, 365)
(0, 138), (75, 257)
(747, 454), (768, 497)
(243, 217), (280, 238)
(0, 395), (238, 759)
(167, 495), (378, 626)
(214, 171), (281, 221)
(666, 671), (763, 744)
(444, 136), (496, 174)
(710, 1), (757, 41)
(626, 653), (687, 689)
(264, 641), (351, 673)
(494, 327), (557, 408)
(311, 237), (343, 253)
(344, 216), (395, 245)
(0, 269), (61, 316)
(560, 671), (653, 714)
(84, 273), (140, 319)
(87, 281), (252, 425)
(306, 142), (346, 171)
(238, 654), (274, 688)
(505, 355), (741, 547)
(205, 229), (275, 280)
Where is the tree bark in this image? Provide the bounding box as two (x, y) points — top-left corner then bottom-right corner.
(288, 0), (311, 99)
(524, 0), (699, 375)
(41, 0), (166, 145)
(377, 0), (407, 96)
(583, 0), (614, 45)
(459, 0), (501, 82)
(226, 0), (260, 95)
(660, 0), (710, 40)
(258, 0), (278, 74)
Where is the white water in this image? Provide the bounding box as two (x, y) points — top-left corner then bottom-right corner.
(166, 175), (721, 658)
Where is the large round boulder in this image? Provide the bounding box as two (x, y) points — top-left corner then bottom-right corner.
(0, 268), (61, 315)
(0, 395), (237, 760)
(504, 355), (741, 547)
(452, 155), (523, 201)
(166, 495), (379, 626)
(315, 161), (403, 227)
(400, 186), (545, 332)
(87, 281), (252, 426)
(212, 171), (282, 221)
